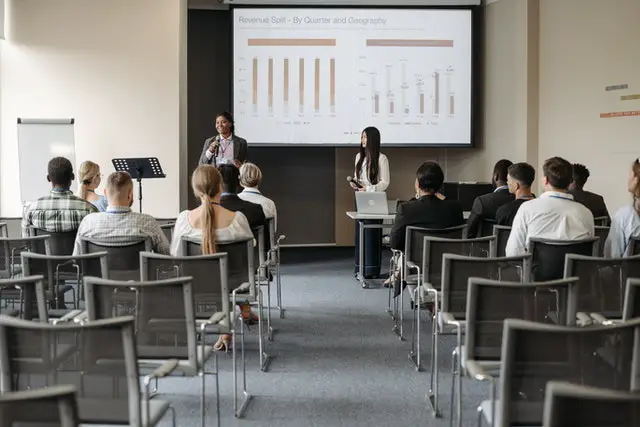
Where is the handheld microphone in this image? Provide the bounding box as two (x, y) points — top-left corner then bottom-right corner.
(213, 135), (221, 156)
(346, 176), (363, 189)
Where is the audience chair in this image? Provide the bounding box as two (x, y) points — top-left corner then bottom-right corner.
(83, 276), (221, 425)
(564, 254), (640, 323)
(0, 275), (47, 319)
(28, 226), (76, 256)
(266, 216), (286, 319)
(78, 237), (151, 281)
(21, 252), (108, 317)
(478, 318), (640, 427)
(139, 251), (252, 417)
(543, 381), (640, 427)
(626, 236), (640, 257)
(396, 224), (467, 340)
(0, 236), (51, 310)
(382, 199), (399, 246)
(252, 225), (277, 341)
(594, 226), (610, 257)
(0, 218), (20, 238)
(182, 237), (271, 372)
(159, 223), (174, 242)
(425, 252), (528, 418)
(622, 278), (640, 321)
(451, 277), (578, 427)
(0, 315), (176, 427)
(479, 218), (496, 238)
(528, 237), (599, 282)
(0, 222), (7, 238)
(491, 225), (511, 258)
(0, 384), (80, 427)
(593, 216), (610, 227)
(154, 217), (177, 226)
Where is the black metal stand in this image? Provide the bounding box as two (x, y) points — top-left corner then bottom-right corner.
(111, 157), (166, 213)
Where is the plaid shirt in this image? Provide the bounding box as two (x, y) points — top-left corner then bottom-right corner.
(21, 190), (97, 236)
(72, 206), (170, 255)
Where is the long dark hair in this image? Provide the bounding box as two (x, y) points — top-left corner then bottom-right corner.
(216, 111), (235, 134)
(632, 159), (640, 215)
(356, 126), (381, 184)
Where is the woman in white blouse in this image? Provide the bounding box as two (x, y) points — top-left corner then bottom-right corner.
(350, 126), (390, 192)
(171, 164), (254, 351)
(350, 126), (390, 279)
(604, 159), (640, 258)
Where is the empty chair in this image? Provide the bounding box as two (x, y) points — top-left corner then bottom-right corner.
(528, 237), (599, 282)
(451, 277), (578, 427)
(623, 278), (640, 320)
(593, 216), (610, 227)
(0, 315), (175, 427)
(543, 381), (640, 427)
(479, 218), (496, 238)
(564, 254), (640, 321)
(28, 227), (76, 255)
(594, 226), (610, 257)
(479, 318), (640, 427)
(21, 251), (108, 317)
(426, 253), (528, 418)
(0, 236), (50, 279)
(627, 236), (640, 256)
(0, 275), (47, 319)
(0, 385), (80, 427)
(78, 237), (151, 281)
(160, 223), (175, 242)
(0, 223), (7, 238)
(491, 225), (511, 257)
(83, 276), (230, 424)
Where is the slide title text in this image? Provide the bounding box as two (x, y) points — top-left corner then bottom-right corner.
(238, 15), (388, 26)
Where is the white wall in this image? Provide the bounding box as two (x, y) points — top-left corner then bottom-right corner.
(538, 0), (640, 214)
(0, 0), (186, 217)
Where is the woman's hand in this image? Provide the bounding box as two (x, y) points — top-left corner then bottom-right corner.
(349, 182), (359, 190)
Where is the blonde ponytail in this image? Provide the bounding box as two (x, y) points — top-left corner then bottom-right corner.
(78, 161), (100, 201)
(201, 194), (217, 254)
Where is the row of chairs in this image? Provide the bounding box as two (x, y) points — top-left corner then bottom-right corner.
(387, 222), (640, 426)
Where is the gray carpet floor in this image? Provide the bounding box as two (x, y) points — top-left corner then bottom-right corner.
(153, 254), (490, 427)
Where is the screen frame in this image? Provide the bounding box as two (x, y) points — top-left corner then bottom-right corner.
(230, 4), (483, 148)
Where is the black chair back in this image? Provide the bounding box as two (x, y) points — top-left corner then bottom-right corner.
(594, 226), (610, 257)
(529, 237), (599, 282)
(627, 236), (640, 257)
(159, 223), (174, 243)
(79, 238), (151, 281)
(492, 225), (511, 257)
(29, 227), (76, 256)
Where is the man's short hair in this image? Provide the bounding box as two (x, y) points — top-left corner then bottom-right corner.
(543, 157), (573, 190)
(416, 161), (444, 193)
(218, 164), (240, 194)
(106, 171), (133, 196)
(47, 157), (74, 186)
(507, 163), (536, 187)
(572, 163), (590, 188)
(493, 159), (514, 183)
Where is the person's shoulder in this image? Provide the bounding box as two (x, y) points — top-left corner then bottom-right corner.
(378, 153), (389, 162)
(234, 135), (248, 144)
(614, 204), (636, 221)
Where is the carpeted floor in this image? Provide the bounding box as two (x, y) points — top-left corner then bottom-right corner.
(153, 249), (490, 427)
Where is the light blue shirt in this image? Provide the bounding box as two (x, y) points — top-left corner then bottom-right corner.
(604, 204), (640, 258)
(90, 195), (108, 212)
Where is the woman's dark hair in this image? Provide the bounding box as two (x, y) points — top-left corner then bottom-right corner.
(416, 161), (444, 193)
(216, 111), (235, 134)
(356, 126), (381, 184)
(631, 159), (640, 216)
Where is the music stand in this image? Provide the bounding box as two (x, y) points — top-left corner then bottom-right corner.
(111, 157), (166, 213)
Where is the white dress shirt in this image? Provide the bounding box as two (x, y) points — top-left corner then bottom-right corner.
(354, 153), (390, 192)
(238, 187), (277, 231)
(204, 135), (234, 165)
(604, 204), (640, 258)
(505, 191), (595, 256)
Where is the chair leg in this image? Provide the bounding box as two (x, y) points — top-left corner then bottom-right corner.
(427, 304), (440, 417)
(236, 314), (252, 418)
(477, 405), (483, 427)
(214, 351), (220, 427)
(276, 258), (285, 319)
(266, 276), (274, 341)
(450, 349), (457, 427)
(258, 289), (272, 372)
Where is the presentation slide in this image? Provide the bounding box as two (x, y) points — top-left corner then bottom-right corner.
(233, 8), (473, 146)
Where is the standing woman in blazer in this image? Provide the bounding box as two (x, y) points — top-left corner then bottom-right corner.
(351, 126), (390, 279)
(198, 111), (248, 167)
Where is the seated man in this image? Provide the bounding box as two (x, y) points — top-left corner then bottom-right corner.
(73, 171), (170, 255)
(466, 159), (515, 237)
(506, 156), (595, 256)
(569, 163), (610, 223)
(218, 164), (266, 230)
(496, 162), (536, 226)
(22, 156), (97, 236)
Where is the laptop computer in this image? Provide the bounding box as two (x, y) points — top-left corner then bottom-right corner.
(355, 192), (389, 215)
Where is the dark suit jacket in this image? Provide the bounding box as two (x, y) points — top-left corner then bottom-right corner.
(389, 195), (465, 251)
(198, 134), (248, 165)
(569, 189), (609, 222)
(220, 194), (266, 230)
(466, 188), (514, 237)
(496, 198), (530, 227)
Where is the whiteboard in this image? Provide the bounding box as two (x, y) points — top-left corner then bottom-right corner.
(17, 118), (76, 203)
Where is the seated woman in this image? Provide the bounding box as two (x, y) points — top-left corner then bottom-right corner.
(604, 159), (640, 257)
(238, 162), (277, 230)
(171, 164), (255, 351)
(78, 160), (108, 212)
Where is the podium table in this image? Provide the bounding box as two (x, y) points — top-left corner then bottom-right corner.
(346, 211), (396, 288)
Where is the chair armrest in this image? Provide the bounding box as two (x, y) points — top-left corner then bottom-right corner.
(441, 312), (457, 326)
(200, 311), (226, 327)
(466, 360), (496, 382)
(53, 310), (84, 324)
(576, 312), (593, 326)
(73, 311), (89, 324)
(590, 313), (615, 325)
(406, 260), (419, 271)
(233, 283), (251, 293)
(144, 359), (179, 383)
